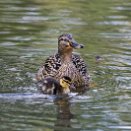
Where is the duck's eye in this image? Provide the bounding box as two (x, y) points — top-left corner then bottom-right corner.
(60, 38), (64, 41)
(64, 39), (68, 42)
(59, 38), (70, 43)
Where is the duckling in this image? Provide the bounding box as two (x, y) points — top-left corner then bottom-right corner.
(36, 34), (90, 89)
(38, 76), (73, 95)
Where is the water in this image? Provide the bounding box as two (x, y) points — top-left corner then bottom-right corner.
(0, 0), (131, 130)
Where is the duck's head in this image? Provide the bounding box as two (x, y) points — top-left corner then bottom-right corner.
(58, 34), (84, 54)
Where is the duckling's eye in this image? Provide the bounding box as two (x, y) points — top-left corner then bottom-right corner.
(64, 80), (71, 84)
(67, 81), (71, 84)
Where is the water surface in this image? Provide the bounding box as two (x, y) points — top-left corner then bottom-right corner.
(0, 0), (131, 131)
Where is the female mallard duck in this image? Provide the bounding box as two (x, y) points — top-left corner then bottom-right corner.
(36, 34), (90, 89)
(38, 76), (74, 95)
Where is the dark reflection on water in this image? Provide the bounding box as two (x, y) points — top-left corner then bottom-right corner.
(54, 97), (74, 131)
(0, 0), (131, 130)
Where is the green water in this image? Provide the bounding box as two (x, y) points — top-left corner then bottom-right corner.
(0, 0), (131, 130)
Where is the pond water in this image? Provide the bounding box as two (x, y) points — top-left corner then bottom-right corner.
(0, 0), (131, 130)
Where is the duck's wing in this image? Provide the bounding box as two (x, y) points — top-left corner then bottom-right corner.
(72, 54), (90, 84)
(36, 54), (61, 81)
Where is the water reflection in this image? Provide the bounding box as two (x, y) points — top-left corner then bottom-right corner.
(54, 97), (74, 131)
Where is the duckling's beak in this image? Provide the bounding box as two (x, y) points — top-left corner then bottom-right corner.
(71, 40), (84, 49)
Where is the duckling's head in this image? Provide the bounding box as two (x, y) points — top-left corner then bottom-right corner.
(39, 76), (72, 95)
(58, 34), (84, 54)
(39, 77), (59, 95)
(60, 76), (72, 94)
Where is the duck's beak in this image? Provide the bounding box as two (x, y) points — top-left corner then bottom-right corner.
(71, 40), (84, 49)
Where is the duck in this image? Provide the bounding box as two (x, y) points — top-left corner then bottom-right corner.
(38, 76), (74, 95)
(36, 34), (90, 89)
